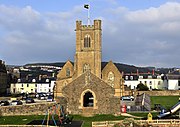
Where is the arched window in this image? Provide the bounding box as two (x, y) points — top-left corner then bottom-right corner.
(83, 63), (90, 73)
(84, 35), (91, 48)
(108, 71), (115, 87)
(66, 68), (70, 77)
(83, 91), (94, 107)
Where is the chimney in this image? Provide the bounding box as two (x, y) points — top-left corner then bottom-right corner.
(137, 69), (139, 75)
(152, 69), (155, 75)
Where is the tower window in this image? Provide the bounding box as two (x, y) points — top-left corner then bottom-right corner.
(84, 35), (91, 48)
(83, 63), (90, 73)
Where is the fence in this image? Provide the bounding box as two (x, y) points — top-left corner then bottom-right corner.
(92, 119), (180, 127)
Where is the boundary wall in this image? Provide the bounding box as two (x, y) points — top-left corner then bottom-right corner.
(0, 103), (55, 116)
(134, 90), (180, 96)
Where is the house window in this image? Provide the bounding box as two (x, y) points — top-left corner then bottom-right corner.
(144, 81), (147, 85)
(130, 76), (133, 80)
(13, 88), (16, 93)
(49, 89), (51, 92)
(27, 84), (29, 87)
(84, 35), (91, 48)
(150, 86), (152, 90)
(149, 81), (152, 85)
(22, 84), (23, 87)
(66, 68), (70, 77)
(49, 84), (51, 87)
(35, 84), (37, 87)
(125, 76), (128, 80)
(158, 81), (161, 85)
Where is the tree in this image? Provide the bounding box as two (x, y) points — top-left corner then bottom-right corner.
(136, 83), (149, 91)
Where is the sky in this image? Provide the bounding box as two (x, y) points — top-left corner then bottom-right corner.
(0, 0), (180, 68)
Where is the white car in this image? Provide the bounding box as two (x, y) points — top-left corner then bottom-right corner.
(47, 96), (54, 102)
(121, 96), (134, 101)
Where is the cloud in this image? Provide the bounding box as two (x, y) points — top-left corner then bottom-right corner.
(0, 2), (180, 68)
(102, 2), (180, 67)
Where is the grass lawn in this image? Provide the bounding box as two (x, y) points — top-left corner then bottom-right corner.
(0, 112), (160, 127)
(150, 96), (179, 110)
(0, 114), (130, 127)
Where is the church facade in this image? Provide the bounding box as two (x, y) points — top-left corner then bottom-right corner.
(55, 20), (124, 115)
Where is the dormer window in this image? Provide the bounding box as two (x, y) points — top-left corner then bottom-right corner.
(84, 35), (91, 48)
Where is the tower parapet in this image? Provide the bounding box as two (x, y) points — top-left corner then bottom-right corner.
(76, 20), (101, 31)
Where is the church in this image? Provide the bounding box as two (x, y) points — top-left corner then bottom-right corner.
(54, 19), (125, 115)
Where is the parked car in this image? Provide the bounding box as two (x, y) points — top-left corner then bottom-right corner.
(26, 98), (35, 103)
(11, 100), (23, 106)
(121, 96), (134, 101)
(38, 94), (47, 100)
(0, 100), (10, 106)
(47, 96), (54, 102)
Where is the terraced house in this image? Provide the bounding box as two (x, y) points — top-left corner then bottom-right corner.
(55, 20), (125, 115)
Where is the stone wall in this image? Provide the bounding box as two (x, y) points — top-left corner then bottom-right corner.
(60, 72), (121, 115)
(134, 90), (180, 96)
(0, 103), (55, 116)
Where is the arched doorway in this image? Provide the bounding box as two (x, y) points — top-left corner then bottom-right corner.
(83, 91), (94, 107)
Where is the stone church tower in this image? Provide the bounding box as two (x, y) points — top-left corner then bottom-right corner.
(74, 20), (102, 78)
(55, 19), (124, 115)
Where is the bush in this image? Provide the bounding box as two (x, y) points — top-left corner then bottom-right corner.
(136, 83), (149, 91)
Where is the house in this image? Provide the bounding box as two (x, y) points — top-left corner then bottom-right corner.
(124, 73), (166, 90)
(166, 69), (180, 90)
(10, 78), (55, 94)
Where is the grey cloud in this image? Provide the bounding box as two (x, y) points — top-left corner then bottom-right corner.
(102, 2), (180, 67)
(0, 2), (180, 68)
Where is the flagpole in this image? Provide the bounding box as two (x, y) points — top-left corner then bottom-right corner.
(84, 4), (91, 25)
(88, 5), (90, 25)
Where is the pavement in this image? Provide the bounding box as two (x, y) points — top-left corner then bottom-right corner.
(121, 113), (143, 118)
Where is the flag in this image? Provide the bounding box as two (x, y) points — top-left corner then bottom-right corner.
(84, 4), (89, 9)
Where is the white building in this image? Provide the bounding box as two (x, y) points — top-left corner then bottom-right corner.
(10, 78), (55, 94)
(124, 74), (165, 90)
(166, 70), (180, 90)
(124, 75), (139, 90)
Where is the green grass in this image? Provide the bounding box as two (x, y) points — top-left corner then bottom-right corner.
(0, 115), (44, 125)
(0, 113), (159, 127)
(150, 96), (179, 110)
(0, 114), (129, 127)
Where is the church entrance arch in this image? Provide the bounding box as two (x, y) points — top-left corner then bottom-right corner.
(83, 91), (93, 107)
(79, 89), (97, 109)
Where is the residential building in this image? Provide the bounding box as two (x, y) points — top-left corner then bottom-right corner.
(124, 74), (166, 90)
(10, 78), (55, 94)
(166, 70), (180, 90)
